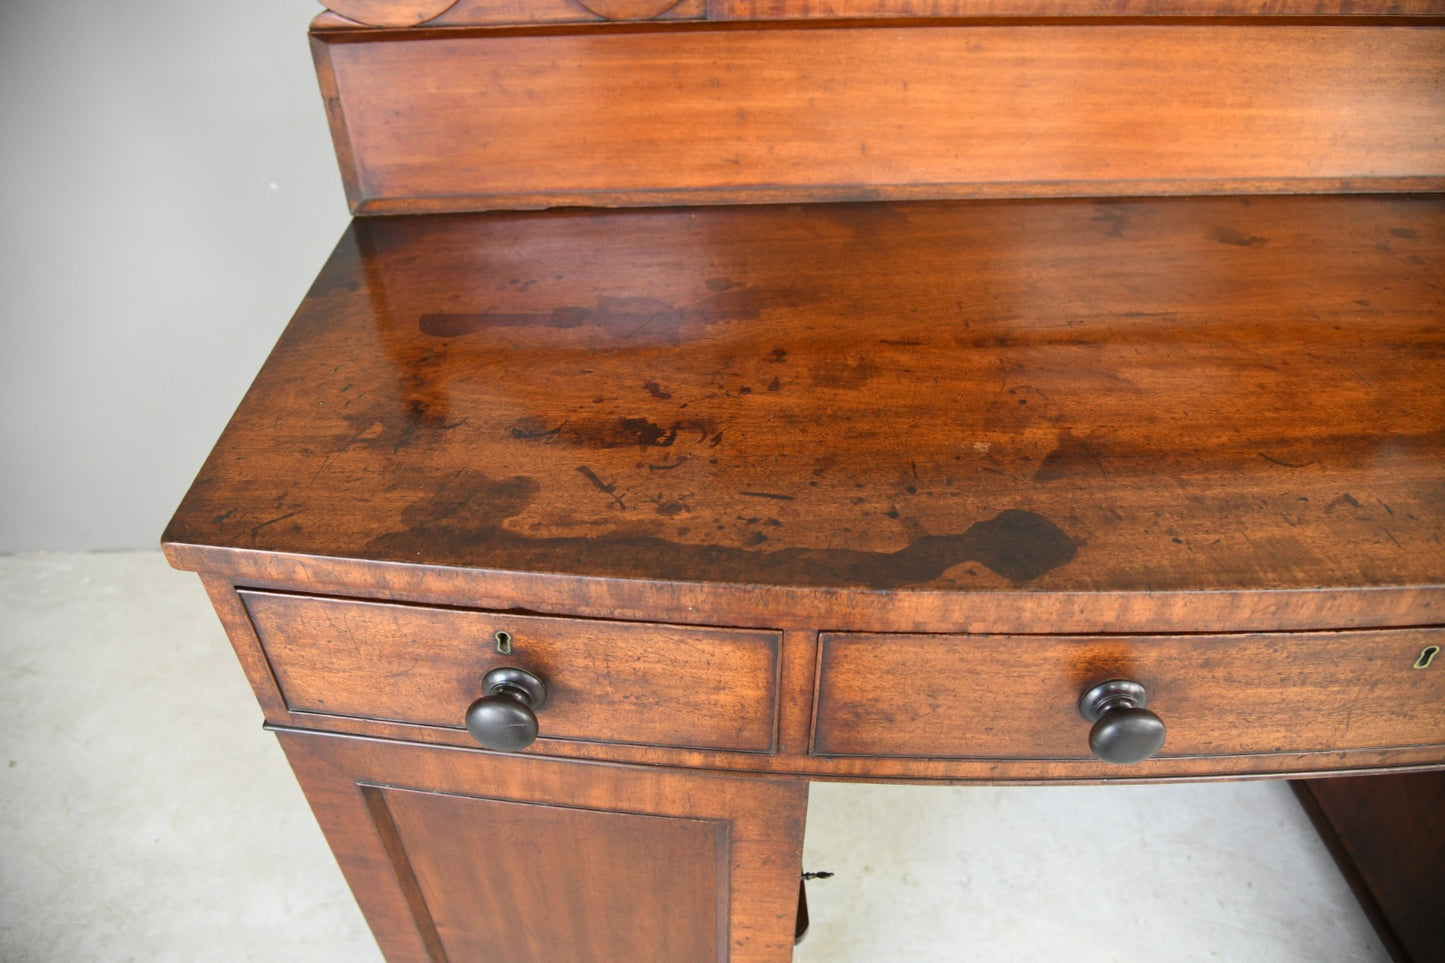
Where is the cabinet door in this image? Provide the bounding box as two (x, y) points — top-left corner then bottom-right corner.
(276, 731), (808, 963)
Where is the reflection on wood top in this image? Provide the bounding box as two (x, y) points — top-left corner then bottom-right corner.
(165, 195), (1444, 596)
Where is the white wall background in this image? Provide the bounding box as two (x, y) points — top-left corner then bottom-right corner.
(0, 1), (350, 551)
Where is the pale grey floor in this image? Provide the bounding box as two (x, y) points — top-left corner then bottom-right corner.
(1, 552), (1388, 962)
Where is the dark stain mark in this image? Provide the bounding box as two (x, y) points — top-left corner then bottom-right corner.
(212, 508), (236, 525)
(523, 417), (717, 449)
(1093, 208), (1128, 237)
(576, 466), (626, 510)
(709, 432), (724, 447)
(885, 508), (901, 519)
(738, 386), (753, 395)
(745, 531), (768, 546)
(769, 348), (788, 363)
(509, 417), (564, 442)
(367, 500), (1076, 588)
(767, 377), (781, 392)
(1326, 493), (1363, 513)
(705, 277), (734, 292)
(1389, 228), (1417, 239)
(1260, 452), (1315, 468)
(1035, 432), (1108, 482)
(643, 381), (673, 400)
(879, 339), (925, 347)
(811, 357), (874, 389)
(960, 509), (1077, 582)
(741, 491), (795, 500)
(1212, 227), (1269, 248)
(648, 457), (690, 472)
(249, 511), (300, 543)
(814, 201), (907, 238)
(649, 493), (692, 516)
(621, 418), (676, 447)
(418, 288), (765, 344)
(389, 472), (541, 544)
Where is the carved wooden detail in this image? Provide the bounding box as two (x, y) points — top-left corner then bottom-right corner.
(575, 0), (688, 18)
(321, 1), (459, 27)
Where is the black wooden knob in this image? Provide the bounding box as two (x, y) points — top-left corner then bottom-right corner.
(1078, 679), (1166, 765)
(465, 667), (548, 751)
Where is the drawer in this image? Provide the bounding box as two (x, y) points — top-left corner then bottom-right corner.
(813, 629), (1445, 760)
(240, 591), (780, 753)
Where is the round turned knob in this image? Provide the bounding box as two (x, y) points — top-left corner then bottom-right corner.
(1078, 679), (1166, 765)
(465, 667), (548, 751)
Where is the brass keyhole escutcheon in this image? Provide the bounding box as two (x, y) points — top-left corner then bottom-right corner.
(494, 630), (513, 655)
(1413, 645), (1439, 670)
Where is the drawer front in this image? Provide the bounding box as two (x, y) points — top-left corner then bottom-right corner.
(813, 629), (1445, 759)
(241, 591), (780, 753)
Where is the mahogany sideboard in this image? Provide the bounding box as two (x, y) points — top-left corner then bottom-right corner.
(165, 4), (1445, 960)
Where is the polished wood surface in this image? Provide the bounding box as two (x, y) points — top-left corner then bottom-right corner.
(242, 589), (781, 752)
(278, 729), (809, 962)
(314, 23), (1445, 213)
(164, 195), (1445, 605)
(814, 628), (1445, 759)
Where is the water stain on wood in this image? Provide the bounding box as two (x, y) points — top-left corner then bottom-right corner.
(1212, 227), (1269, 248)
(393, 470), (541, 534)
(418, 287), (765, 344)
(1035, 431), (1108, 482)
(811, 357), (875, 389)
(367, 474), (1077, 587)
(509, 416), (717, 448)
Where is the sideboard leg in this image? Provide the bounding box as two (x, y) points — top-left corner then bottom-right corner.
(1292, 771), (1445, 963)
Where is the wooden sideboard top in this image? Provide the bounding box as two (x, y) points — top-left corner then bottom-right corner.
(164, 193), (1444, 618)
(313, 0), (1445, 29)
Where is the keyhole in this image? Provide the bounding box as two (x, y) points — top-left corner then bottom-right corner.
(1413, 645), (1439, 670)
(494, 630), (513, 655)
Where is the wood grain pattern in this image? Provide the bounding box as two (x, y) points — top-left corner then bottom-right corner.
(277, 730), (808, 962)
(372, 786), (726, 961)
(813, 628), (1445, 758)
(163, 195), (1445, 602)
(313, 24), (1445, 213)
(241, 589), (781, 752)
